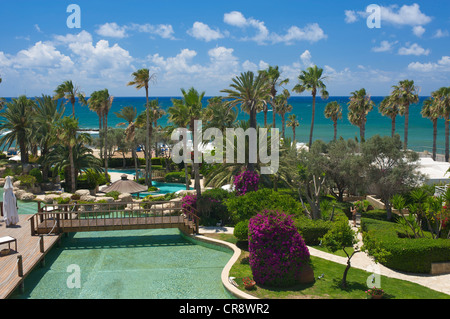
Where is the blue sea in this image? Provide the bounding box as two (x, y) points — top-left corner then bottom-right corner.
(1, 96), (446, 153)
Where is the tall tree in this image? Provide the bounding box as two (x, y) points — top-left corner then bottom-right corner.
(273, 89), (292, 139)
(127, 69), (157, 186)
(0, 96), (35, 164)
(55, 116), (79, 192)
(435, 87), (450, 161)
(34, 95), (66, 181)
(286, 114), (300, 142)
(324, 101), (342, 140)
(168, 99), (191, 190)
(347, 88), (374, 142)
(221, 71), (270, 171)
(181, 87), (205, 197)
(390, 80), (420, 150)
(258, 65), (289, 128)
(379, 95), (404, 138)
(53, 80), (85, 117)
(421, 95), (441, 161)
(115, 106), (139, 178)
(292, 65), (329, 148)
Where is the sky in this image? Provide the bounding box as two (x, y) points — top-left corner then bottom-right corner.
(0, 0), (449, 97)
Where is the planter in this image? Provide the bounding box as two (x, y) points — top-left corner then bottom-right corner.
(243, 277), (256, 290)
(371, 294), (383, 299)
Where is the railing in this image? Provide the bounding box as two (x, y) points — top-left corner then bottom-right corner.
(30, 200), (200, 235)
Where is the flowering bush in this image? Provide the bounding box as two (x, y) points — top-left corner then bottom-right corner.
(365, 286), (384, 297)
(233, 170), (260, 196)
(181, 194), (197, 215)
(248, 210), (310, 287)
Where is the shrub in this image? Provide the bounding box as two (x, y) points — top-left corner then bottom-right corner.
(361, 218), (450, 273)
(1, 168), (14, 178)
(233, 220), (249, 241)
(105, 191), (121, 200)
(165, 172), (186, 183)
(295, 216), (333, 245)
(249, 210), (310, 287)
(17, 174), (37, 188)
(29, 168), (43, 183)
(233, 170), (259, 196)
(225, 188), (302, 224)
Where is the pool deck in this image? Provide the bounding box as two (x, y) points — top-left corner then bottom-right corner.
(0, 214), (61, 299)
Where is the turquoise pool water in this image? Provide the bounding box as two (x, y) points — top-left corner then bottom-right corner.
(9, 228), (233, 299)
(108, 169), (189, 196)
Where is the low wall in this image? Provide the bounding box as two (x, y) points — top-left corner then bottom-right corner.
(431, 262), (450, 275)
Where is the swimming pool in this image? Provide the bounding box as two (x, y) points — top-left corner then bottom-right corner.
(0, 188), (38, 215)
(108, 169), (189, 195)
(9, 228), (234, 299)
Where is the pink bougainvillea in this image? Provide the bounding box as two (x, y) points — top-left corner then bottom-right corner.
(248, 210), (310, 287)
(233, 170), (260, 196)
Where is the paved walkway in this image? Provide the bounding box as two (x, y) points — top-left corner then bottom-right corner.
(199, 223), (450, 296)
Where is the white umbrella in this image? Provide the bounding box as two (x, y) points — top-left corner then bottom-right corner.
(3, 176), (19, 226)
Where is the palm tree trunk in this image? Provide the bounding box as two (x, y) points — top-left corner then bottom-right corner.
(69, 146), (76, 192)
(145, 86), (152, 186)
(272, 100), (276, 129)
(360, 120), (366, 142)
(281, 114), (286, 139)
(190, 119), (201, 198)
(433, 119), (437, 161)
(263, 107), (268, 127)
(309, 92), (316, 148)
(445, 115), (449, 162)
(292, 127), (296, 142)
(103, 113), (108, 179)
(333, 121), (337, 140)
(19, 138), (28, 165)
(391, 116), (396, 137)
(133, 148), (139, 181)
(248, 107), (257, 171)
(404, 104), (409, 150)
(71, 101), (75, 117)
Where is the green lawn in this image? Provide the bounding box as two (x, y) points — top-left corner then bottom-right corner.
(204, 234), (449, 299)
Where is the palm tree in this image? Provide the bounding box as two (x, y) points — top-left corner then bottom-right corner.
(435, 86), (450, 161)
(0, 95), (35, 164)
(54, 80), (85, 117)
(273, 89), (292, 139)
(292, 65), (329, 148)
(115, 106), (139, 178)
(180, 87), (205, 197)
(390, 80), (420, 150)
(34, 95), (66, 181)
(379, 95), (404, 138)
(324, 101), (342, 140)
(347, 88), (374, 142)
(258, 65), (289, 127)
(203, 97), (238, 133)
(221, 71), (271, 171)
(88, 89), (114, 179)
(55, 116), (79, 192)
(421, 95), (441, 161)
(286, 114), (300, 142)
(127, 69), (157, 186)
(168, 99), (191, 190)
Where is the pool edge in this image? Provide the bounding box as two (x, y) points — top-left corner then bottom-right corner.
(181, 232), (258, 300)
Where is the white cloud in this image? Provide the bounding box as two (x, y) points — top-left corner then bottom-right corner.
(242, 60), (258, 72)
(96, 22), (127, 38)
(344, 4), (431, 27)
(12, 41), (73, 69)
(407, 55), (450, 72)
(380, 4), (431, 26)
(433, 29), (449, 38)
(53, 30), (93, 44)
(371, 40), (396, 52)
(187, 22), (225, 42)
(412, 25), (425, 37)
(344, 10), (358, 23)
(130, 23), (175, 39)
(398, 43), (430, 56)
(300, 50), (313, 67)
(223, 11), (326, 45)
(271, 23), (327, 44)
(223, 11), (248, 27)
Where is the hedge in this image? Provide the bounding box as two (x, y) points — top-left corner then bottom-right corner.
(164, 172), (186, 183)
(361, 217), (450, 273)
(294, 216), (333, 246)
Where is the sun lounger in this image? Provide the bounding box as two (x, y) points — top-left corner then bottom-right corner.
(0, 236), (17, 252)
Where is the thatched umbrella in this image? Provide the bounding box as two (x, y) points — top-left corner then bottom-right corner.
(100, 174), (148, 195)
